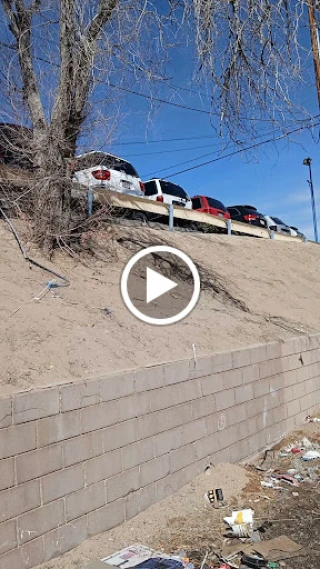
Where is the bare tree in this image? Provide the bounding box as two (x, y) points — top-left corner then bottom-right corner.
(0, 0), (316, 252)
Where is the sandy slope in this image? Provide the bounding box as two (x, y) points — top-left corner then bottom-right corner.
(1, 221), (320, 396)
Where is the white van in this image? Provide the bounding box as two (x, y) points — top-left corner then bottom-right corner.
(143, 178), (192, 209)
(73, 151), (145, 198)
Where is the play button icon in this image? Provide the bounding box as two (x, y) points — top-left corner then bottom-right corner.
(146, 268), (177, 304)
(120, 245), (200, 325)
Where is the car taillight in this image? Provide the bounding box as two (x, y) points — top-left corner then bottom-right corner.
(225, 211), (231, 219)
(92, 169), (111, 181)
(156, 195), (164, 202)
(244, 214), (257, 221)
(139, 181), (145, 192)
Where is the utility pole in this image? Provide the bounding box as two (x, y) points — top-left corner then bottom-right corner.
(307, 0), (320, 109)
(303, 158), (319, 242)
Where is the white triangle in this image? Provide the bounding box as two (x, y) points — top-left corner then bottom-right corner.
(146, 267), (178, 304)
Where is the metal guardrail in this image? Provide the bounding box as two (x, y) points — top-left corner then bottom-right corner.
(94, 189), (305, 243)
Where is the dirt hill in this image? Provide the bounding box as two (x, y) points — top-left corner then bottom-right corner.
(1, 220), (320, 396)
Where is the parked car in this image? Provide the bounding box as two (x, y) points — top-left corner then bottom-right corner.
(227, 205), (267, 227)
(143, 178), (192, 209)
(290, 226), (306, 240)
(263, 215), (298, 236)
(191, 195), (230, 219)
(72, 151), (145, 197)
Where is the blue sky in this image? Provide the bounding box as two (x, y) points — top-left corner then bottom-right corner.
(105, 81), (320, 240)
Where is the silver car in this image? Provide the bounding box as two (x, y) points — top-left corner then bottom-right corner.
(263, 215), (298, 236)
(72, 151), (145, 198)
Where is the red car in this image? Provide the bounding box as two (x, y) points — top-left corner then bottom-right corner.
(191, 195), (230, 219)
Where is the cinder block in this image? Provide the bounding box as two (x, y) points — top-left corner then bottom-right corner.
(148, 384), (180, 412)
(62, 431), (103, 468)
(87, 500), (125, 537)
(235, 384), (254, 405)
(191, 394), (215, 420)
(140, 455), (170, 486)
(169, 444), (197, 473)
(134, 365), (165, 392)
(81, 401), (119, 434)
(66, 481), (105, 521)
(137, 403), (192, 439)
(41, 464), (83, 504)
(272, 405), (287, 425)
(231, 348), (251, 369)
(0, 399), (11, 429)
(38, 410), (81, 447)
(291, 382), (306, 401)
(269, 374), (284, 392)
(225, 404), (247, 427)
(156, 468), (188, 501)
(106, 467), (140, 503)
(188, 356), (213, 379)
(18, 500), (64, 544)
(206, 411), (226, 434)
(288, 354), (302, 371)
(153, 427), (182, 458)
(100, 374), (135, 402)
(211, 351), (233, 373)
(266, 342), (282, 360)
(60, 380), (100, 412)
(181, 418), (207, 445)
(125, 484), (157, 520)
(248, 431), (268, 456)
(12, 389), (59, 424)
(280, 336), (302, 357)
(211, 446), (231, 465)
(0, 422), (36, 460)
(0, 537), (44, 569)
(164, 360), (192, 386)
(0, 480), (40, 523)
(215, 389), (235, 411)
(84, 450), (121, 486)
(0, 458), (14, 490)
(250, 344), (268, 364)
(42, 516), (88, 561)
(241, 364), (260, 384)
(121, 438), (153, 470)
(253, 378), (270, 399)
(16, 444), (62, 484)
(102, 419), (138, 453)
(117, 393), (150, 423)
(200, 373), (224, 396)
(246, 397), (265, 418)
(229, 439), (250, 463)
(259, 359), (276, 380)
(222, 369), (242, 389)
(0, 520), (17, 555)
(194, 433), (220, 460)
(218, 425), (239, 450)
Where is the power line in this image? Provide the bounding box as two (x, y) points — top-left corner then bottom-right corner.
(159, 118), (320, 179)
(111, 134), (220, 146)
(122, 140), (223, 158)
(141, 124), (284, 178)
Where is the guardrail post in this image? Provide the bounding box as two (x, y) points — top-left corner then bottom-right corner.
(270, 230), (275, 240)
(88, 186), (93, 217)
(169, 204), (174, 231)
(227, 219), (232, 236)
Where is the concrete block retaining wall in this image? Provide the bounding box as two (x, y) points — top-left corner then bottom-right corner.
(1, 334), (320, 568)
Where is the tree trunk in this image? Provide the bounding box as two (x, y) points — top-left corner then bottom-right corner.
(32, 130), (73, 254)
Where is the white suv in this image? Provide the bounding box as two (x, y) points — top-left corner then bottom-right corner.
(72, 151), (145, 197)
(143, 178), (192, 209)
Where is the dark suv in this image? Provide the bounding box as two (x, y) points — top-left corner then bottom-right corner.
(227, 205), (267, 227)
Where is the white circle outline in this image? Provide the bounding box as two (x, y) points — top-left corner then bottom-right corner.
(120, 245), (200, 326)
